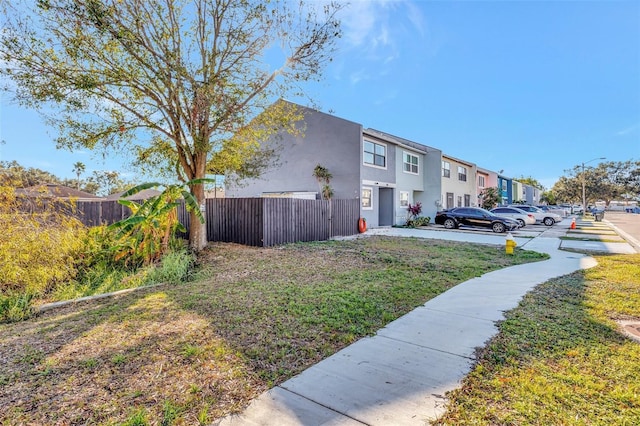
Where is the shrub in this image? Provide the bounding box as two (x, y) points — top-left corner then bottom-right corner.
(407, 202), (422, 218)
(145, 246), (195, 285)
(0, 187), (89, 319)
(0, 186), (197, 323)
(0, 293), (35, 323)
(405, 202), (428, 227)
(405, 216), (431, 228)
(109, 181), (206, 267)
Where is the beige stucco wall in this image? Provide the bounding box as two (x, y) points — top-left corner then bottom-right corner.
(440, 155), (477, 208)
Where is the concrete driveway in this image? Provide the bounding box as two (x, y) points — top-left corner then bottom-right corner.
(425, 215), (638, 255)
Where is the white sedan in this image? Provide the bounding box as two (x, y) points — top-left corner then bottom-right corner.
(508, 205), (563, 226)
(490, 207), (536, 228)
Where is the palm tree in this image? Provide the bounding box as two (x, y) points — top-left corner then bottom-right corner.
(72, 162), (85, 190)
(312, 164), (333, 200)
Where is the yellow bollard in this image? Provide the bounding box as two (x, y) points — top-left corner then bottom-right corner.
(505, 233), (517, 255)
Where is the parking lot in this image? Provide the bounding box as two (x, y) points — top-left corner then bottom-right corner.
(425, 212), (639, 254)
(428, 218), (567, 237)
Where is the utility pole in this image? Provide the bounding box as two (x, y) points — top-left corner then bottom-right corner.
(581, 157), (606, 213)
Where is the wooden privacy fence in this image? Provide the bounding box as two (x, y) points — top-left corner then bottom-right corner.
(72, 198), (360, 246)
(73, 200), (132, 226)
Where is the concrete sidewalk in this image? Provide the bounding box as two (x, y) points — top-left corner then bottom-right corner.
(214, 225), (607, 426)
(561, 217), (638, 254)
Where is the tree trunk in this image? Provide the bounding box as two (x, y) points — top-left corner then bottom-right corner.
(189, 181), (207, 252)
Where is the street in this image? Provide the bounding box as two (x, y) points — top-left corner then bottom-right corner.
(604, 210), (640, 252)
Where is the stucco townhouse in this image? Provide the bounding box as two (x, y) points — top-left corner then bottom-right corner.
(439, 154), (478, 210)
(226, 101), (443, 227)
(226, 101), (540, 228)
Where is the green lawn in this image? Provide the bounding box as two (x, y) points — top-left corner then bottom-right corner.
(0, 236), (545, 425)
(435, 253), (640, 425)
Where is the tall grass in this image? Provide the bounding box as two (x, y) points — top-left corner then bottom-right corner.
(0, 186), (195, 322)
(0, 187), (89, 321)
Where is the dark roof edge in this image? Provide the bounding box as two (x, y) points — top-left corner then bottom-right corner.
(363, 128), (440, 155)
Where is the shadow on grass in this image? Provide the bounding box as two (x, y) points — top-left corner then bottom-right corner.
(0, 236), (548, 425)
(436, 257), (640, 425)
(0, 285), (263, 425)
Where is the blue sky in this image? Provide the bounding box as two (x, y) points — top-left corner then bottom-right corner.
(1, 0), (639, 190)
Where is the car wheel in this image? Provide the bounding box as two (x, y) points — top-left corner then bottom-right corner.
(543, 217), (554, 226)
(492, 222), (506, 233)
(517, 219), (525, 227)
(443, 218), (457, 229)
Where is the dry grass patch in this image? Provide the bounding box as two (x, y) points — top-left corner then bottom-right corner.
(0, 236), (546, 424)
(1, 291), (259, 425)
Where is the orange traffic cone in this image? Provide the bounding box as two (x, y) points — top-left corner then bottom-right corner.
(570, 218), (576, 229)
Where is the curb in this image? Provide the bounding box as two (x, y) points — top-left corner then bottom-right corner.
(36, 282), (166, 314)
(603, 219), (640, 253)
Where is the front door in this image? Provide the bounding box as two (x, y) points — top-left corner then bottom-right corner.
(378, 187), (394, 226)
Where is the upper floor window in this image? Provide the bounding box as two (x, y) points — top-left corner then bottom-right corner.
(442, 161), (450, 178)
(363, 140), (386, 168)
(403, 152), (419, 174)
(458, 166), (467, 182)
(478, 175), (485, 188)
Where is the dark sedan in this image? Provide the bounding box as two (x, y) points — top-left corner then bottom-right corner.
(434, 207), (520, 233)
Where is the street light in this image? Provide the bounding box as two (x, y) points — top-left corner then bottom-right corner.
(581, 157), (606, 214)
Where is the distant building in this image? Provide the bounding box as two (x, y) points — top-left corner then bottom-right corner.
(15, 183), (100, 200)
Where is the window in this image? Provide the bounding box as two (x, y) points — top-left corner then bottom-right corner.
(464, 194), (471, 207)
(478, 175), (485, 188)
(363, 140), (386, 168)
(463, 208), (481, 217)
(442, 161), (450, 178)
(458, 166), (467, 182)
(457, 196), (462, 207)
(403, 152), (419, 174)
(399, 191), (409, 207)
(362, 187), (373, 210)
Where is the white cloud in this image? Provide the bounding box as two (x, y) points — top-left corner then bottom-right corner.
(617, 123), (639, 136)
(339, 1), (379, 48)
(338, 0), (426, 56)
(373, 89), (399, 105)
(349, 70), (369, 85)
(405, 1), (426, 37)
(329, 1), (433, 88)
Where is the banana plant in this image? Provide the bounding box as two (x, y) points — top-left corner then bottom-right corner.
(108, 179), (213, 266)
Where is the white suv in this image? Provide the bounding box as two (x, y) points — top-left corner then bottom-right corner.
(508, 205), (562, 226)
